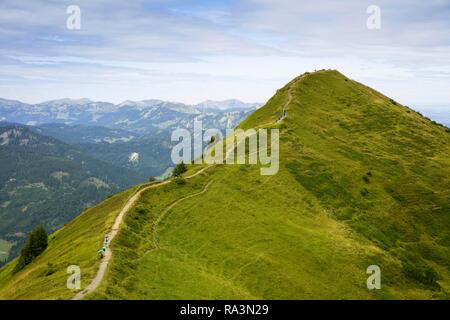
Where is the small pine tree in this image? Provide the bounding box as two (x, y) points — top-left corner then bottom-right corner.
(30, 224), (48, 256)
(172, 161), (187, 177)
(14, 242), (32, 272)
(13, 224), (48, 273)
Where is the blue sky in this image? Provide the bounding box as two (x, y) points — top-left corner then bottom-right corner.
(0, 0), (450, 114)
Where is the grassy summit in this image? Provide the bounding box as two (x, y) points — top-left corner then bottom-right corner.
(1, 70), (449, 299)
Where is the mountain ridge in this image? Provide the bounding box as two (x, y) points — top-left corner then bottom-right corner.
(0, 97), (261, 112)
(1, 70), (449, 299)
(0, 98), (260, 135)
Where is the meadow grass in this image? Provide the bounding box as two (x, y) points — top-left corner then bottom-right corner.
(89, 71), (450, 299)
(0, 187), (138, 299)
(1, 70), (449, 299)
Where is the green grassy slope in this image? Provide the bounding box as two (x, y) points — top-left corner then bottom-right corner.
(1, 70), (449, 299)
(0, 239), (13, 263)
(90, 70), (450, 299)
(0, 187), (138, 299)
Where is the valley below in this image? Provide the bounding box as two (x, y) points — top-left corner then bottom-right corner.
(0, 99), (256, 265)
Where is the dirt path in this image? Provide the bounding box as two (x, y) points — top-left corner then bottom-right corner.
(257, 75), (301, 128)
(275, 75), (301, 124)
(280, 83), (293, 119)
(72, 165), (213, 300)
(71, 76), (303, 299)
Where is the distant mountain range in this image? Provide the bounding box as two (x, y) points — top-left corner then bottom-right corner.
(0, 97), (258, 180)
(0, 123), (142, 265)
(2, 70), (449, 299)
(0, 98), (261, 134)
(0, 98), (259, 265)
(196, 99), (261, 111)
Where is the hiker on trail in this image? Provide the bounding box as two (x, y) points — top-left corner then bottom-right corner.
(98, 246), (106, 259)
(104, 234), (109, 247)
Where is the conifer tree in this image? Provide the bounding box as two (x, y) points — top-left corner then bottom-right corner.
(172, 161), (187, 177)
(13, 224), (48, 273)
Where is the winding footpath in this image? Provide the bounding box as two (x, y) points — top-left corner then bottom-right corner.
(72, 78), (301, 300)
(275, 82), (292, 123)
(72, 166), (212, 300)
(275, 73), (305, 124)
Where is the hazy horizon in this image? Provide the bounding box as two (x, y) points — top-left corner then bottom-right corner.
(0, 96), (263, 106)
